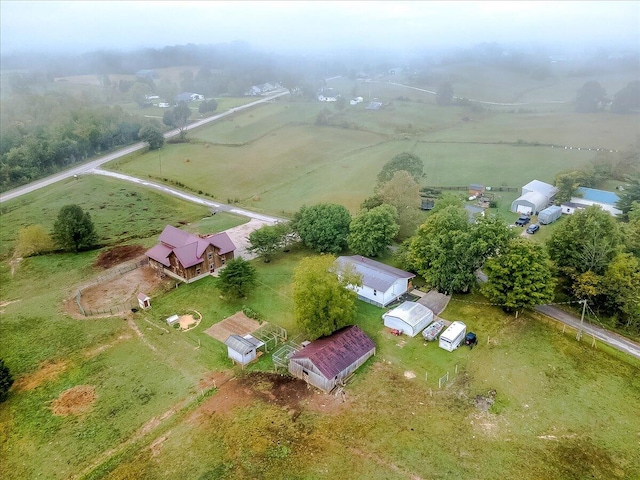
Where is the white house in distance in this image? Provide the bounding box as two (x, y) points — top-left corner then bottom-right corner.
(511, 179), (558, 215)
(335, 255), (415, 308)
(568, 187), (622, 216)
(382, 301), (434, 337)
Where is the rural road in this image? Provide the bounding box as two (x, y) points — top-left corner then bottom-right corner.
(535, 305), (640, 360)
(475, 270), (640, 360)
(0, 90), (289, 203)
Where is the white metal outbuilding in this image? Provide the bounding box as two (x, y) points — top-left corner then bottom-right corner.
(382, 301), (434, 337)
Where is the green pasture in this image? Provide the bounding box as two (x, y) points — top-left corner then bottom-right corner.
(25, 251), (636, 480)
(0, 175), (249, 259)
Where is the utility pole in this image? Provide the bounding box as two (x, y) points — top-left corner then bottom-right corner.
(576, 299), (587, 341)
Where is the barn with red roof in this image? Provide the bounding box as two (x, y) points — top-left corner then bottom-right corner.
(288, 325), (375, 393)
(146, 225), (236, 283)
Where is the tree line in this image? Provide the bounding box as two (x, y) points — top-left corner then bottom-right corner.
(0, 92), (160, 191)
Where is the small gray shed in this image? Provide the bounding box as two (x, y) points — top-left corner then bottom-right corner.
(225, 334), (264, 367)
(538, 205), (562, 224)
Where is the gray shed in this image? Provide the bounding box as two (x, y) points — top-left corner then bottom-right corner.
(288, 325), (375, 393)
(225, 334), (264, 367)
(538, 205), (562, 224)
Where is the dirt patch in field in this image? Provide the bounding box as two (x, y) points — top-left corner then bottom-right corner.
(13, 360), (69, 392)
(94, 245), (147, 269)
(78, 265), (167, 313)
(190, 371), (348, 423)
(204, 311), (261, 343)
(51, 385), (96, 416)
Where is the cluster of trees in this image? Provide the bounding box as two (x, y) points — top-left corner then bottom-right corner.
(575, 80), (640, 113)
(0, 93), (156, 191)
(15, 204), (98, 257)
(548, 205), (640, 330)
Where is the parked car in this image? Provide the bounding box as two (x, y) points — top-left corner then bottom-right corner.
(515, 215), (530, 226)
(526, 223), (540, 234)
(464, 332), (477, 349)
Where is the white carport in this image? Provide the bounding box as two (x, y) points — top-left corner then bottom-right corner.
(382, 301), (434, 337)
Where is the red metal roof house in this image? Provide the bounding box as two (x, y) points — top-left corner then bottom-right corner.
(146, 225), (235, 283)
(288, 325), (375, 393)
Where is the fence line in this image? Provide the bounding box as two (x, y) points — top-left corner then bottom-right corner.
(423, 185), (519, 193)
(75, 258), (149, 317)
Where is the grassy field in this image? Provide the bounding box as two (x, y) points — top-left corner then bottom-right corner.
(2, 62), (639, 479)
(4, 243), (636, 480)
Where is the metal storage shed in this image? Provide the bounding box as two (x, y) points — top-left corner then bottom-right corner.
(511, 191), (548, 215)
(382, 302), (434, 337)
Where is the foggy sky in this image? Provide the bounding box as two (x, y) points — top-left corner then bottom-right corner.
(1, 1), (638, 56)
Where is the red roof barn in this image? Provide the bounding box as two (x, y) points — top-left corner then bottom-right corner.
(288, 325), (375, 393)
(146, 225), (235, 283)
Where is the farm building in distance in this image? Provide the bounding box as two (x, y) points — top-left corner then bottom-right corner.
(382, 301), (434, 337)
(146, 225), (235, 283)
(570, 187), (622, 216)
(511, 179), (558, 215)
(288, 325), (375, 393)
(335, 255), (415, 307)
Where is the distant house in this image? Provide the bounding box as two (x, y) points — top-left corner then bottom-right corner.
(146, 225), (235, 283)
(288, 325), (375, 393)
(511, 179), (558, 215)
(225, 334), (265, 367)
(335, 255), (415, 307)
(469, 184), (485, 196)
(570, 187), (622, 216)
(246, 85), (262, 96)
(382, 302), (434, 337)
(365, 101), (383, 110)
(174, 92), (204, 103)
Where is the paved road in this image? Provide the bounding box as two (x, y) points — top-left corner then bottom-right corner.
(535, 305), (640, 360)
(0, 91), (289, 203)
(475, 270), (640, 359)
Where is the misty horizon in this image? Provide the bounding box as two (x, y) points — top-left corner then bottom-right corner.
(1, 1), (639, 58)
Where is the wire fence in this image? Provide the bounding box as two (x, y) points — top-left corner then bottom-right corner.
(75, 258), (150, 317)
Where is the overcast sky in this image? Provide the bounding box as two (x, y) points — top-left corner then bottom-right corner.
(1, 1), (638, 55)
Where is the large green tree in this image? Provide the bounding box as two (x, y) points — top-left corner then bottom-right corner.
(575, 81), (607, 113)
(601, 253), (640, 332)
(52, 205), (98, 252)
(377, 152), (425, 184)
(547, 206), (623, 275)
(481, 238), (556, 313)
(377, 170), (423, 240)
(436, 82), (454, 106)
(348, 204), (399, 257)
(292, 203), (351, 253)
(138, 125), (164, 150)
(163, 102), (192, 139)
(610, 81), (640, 114)
(292, 255), (360, 340)
(616, 178), (640, 219)
(217, 257), (257, 299)
(14, 224), (54, 257)
(247, 224), (283, 263)
(408, 206), (513, 294)
(0, 359), (13, 403)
